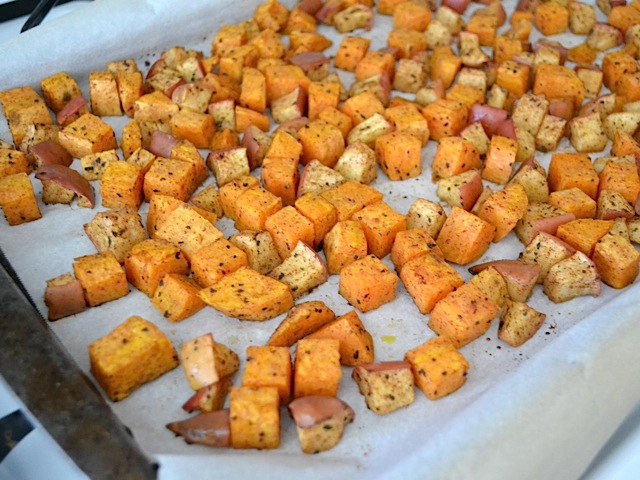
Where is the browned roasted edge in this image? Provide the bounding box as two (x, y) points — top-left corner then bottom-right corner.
(0, 253), (158, 480)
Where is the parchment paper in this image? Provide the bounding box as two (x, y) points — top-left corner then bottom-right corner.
(1, 1), (639, 479)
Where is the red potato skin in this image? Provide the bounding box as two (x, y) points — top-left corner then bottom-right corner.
(35, 164), (95, 208)
(288, 396), (355, 428)
(298, 0), (323, 15)
(56, 95), (88, 126)
(469, 259), (541, 286)
(459, 171), (484, 211)
(443, 0), (471, 14)
(166, 410), (231, 447)
(30, 140), (73, 168)
(471, 104), (508, 137)
(531, 213), (576, 243)
(149, 131), (179, 158)
(45, 279), (87, 321)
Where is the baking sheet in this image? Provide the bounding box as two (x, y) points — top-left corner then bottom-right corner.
(1, 1), (639, 479)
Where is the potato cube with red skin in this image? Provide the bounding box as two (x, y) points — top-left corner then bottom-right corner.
(307, 310), (374, 366)
(124, 239), (189, 297)
(190, 238), (248, 287)
(334, 142), (377, 185)
(271, 86), (306, 124)
(151, 273), (206, 322)
(59, 113), (118, 159)
(235, 187), (283, 231)
(506, 161), (549, 204)
(293, 338), (341, 398)
(428, 282), (501, 348)
(0, 173), (41, 226)
(592, 232), (640, 289)
(521, 232), (576, 284)
(498, 300), (547, 347)
(242, 346), (292, 404)
(352, 361), (415, 415)
(399, 251), (464, 314)
(84, 208), (146, 264)
(89, 316), (179, 402)
(543, 251), (601, 303)
(514, 202), (576, 245)
(437, 170), (484, 212)
(265, 206), (315, 259)
(391, 228), (443, 273)
(375, 131), (422, 181)
(347, 113), (393, 148)
(405, 336), (469, 401)
(352, 200), (406, 258)
(339, 254), (398, 313)
(436, 207), (496, 265)
(406, 199), (447, 239)
(73, 252), (129, 307)
(44, 273), (87, 322)
(569, 113), (608, 154)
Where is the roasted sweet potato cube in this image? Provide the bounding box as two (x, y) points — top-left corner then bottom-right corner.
(323, 220), (368, 274)
(339, 254), (398, 312)
(598, 161), (640, 205)
(334, 35), (371, 72)
(307, 310), (374, 366)
(154, 203), (224, 261)
(0, 173), (41, 226)
(267, 300), (336, 347)
(428, 282), (500, 348)
(261, 156), (299, 206)
(230, 386), (280, 449)
(548, 152), (599, 200)
(469, 259), (540, 303)
(298, 119), (345, 168)
(404, 336), (469, 401)
(242, 346), (292, 403)
(533, 64), (585, 108)
(265, 206), (315, 259)
(321, 180), (383, 221)
(436, 207), (496, 265)
(151, 273), (206, 322)
(431, 136), (480, 181)
(556, 218), (614, 256)
(351, 200), (406, 258)
(0, 148), (29, 178)
(198, 266), (294, 321)
(294, 192), (338, 248)
(293, 338), (341, 398)
(100, 161), (144, 210)
(0, 86), (53, 146)
(390, 228), (443, 273)
(40, 71), (83, 113)
(191, 238), (248, 287)
(73, 252), (129, 307)
(498, 300), (547, 347)
(355, 49), (396, 83)
(124, 239), (189, 297)
(143, 158), (199, 202)
(89, 71), (123, 116)
(89, 316), (179, 402)
(421, 98), (469, 140)
(495, 60), (530, 98)
(169, 109), (215, 149)
(218, 175), (260, 220)
(58, 113), (118, 159)
(399, 251), (464, 314)
(482, 135), (518, 185)
(592, 232), (640, 289)
(264, 64), (310, 104)
(478, 183), (529, 242)
(375, 131), (422, 181)
(234, 187), (283, 231)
